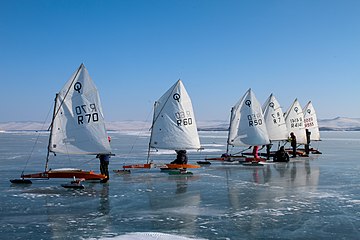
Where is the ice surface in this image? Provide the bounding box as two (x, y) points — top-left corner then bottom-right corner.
(0, 131), (359, 239)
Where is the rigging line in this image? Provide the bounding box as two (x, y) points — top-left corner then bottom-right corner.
(77, 156), (98, 168)
(60, 114), (73, 165)
(126, 108), (153, 157)
(22, 102), (54, 175)
(232, 146), (252, 156)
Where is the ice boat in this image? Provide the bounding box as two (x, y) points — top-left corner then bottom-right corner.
(206, 88), (270, 163)
(12, 64), (112, 182)
(122, 80), (201, 172)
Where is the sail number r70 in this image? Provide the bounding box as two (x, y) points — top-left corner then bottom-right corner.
(75, 104), (99, 124)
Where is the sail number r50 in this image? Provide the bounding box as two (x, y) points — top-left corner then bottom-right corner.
(247, 114), (263, 127)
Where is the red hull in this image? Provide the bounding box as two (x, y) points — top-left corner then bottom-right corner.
(165, 163), (200, 169)
(21, 169), (106, 180)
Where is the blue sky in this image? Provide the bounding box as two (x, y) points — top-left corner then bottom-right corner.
(1, 0), (359, 122)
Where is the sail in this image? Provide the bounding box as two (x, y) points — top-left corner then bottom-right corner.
(49, 64), (112, 155)
(228, 88), (270, 146)
(262, 94), (288, 141)
(284, 99), (307, 144)
(149, 80), (201, 150)
(303, 101), (320, 141)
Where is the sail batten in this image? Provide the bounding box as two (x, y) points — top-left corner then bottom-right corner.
(149, 80), (201, 150)
(49, 64), (111, 155)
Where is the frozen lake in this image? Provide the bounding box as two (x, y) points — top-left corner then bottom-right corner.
(0, 130), (359, 239)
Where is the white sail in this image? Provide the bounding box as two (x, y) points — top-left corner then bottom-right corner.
(149, 80), (201, 150)
(228, 88), (270, 147)
(49, 64), (112, 155)
(284, 99), (307, 144)
(303, 101), (320, 141)
(262, 93), (288, 141)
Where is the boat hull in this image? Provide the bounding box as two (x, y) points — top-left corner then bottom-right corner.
(242, 161), (265, 166)
(10, 179), (32, 184)
(165, 163), (200, 169)
(168, 171), (193, 176)
(244, 157), (267, 162)
(205, 155), (246, 162)
(242, 152), (275, 157)
(61, 183), (85, 189)
(197, 161), (211, 165)
(122, 163), (153, 169)
(21, 169), (106, 180)
(122, 163), (200, 169)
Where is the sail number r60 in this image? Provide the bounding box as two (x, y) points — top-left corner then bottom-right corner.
(175, 111), (193, 126)
(176, 118), (193, 126)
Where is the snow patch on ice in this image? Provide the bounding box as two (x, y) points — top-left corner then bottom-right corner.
(85, 232), (207, 240)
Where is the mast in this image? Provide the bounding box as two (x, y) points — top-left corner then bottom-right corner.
(45, 94), (58, 172)
(226, 107), (234, 154)
(146, 101), (157, 164)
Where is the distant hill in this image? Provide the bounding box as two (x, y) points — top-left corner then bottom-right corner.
(198, 117), (360, 131)
(196, 117), (360, 132)
(0, 121), (49, 131)
(318, 117), (360, 131)
(0, 117), (360, 131)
